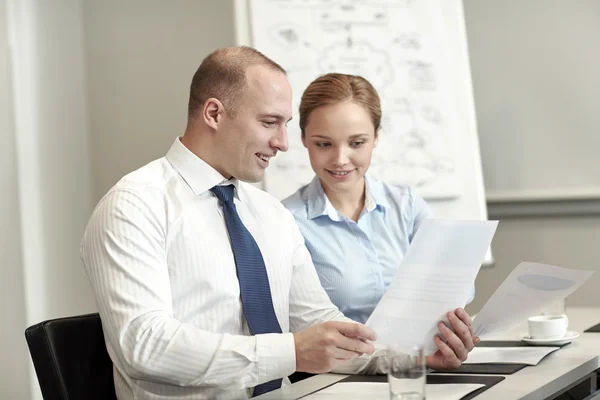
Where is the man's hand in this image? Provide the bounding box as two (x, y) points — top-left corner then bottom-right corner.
(293, 321), (377, 373)
(426, 308), (480, 370)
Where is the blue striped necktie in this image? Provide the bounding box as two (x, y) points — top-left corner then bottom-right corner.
(210, 185), (283, 397)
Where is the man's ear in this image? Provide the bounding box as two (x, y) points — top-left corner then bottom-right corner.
(203, 98), (225, 130)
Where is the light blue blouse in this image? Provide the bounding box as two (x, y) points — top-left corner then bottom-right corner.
(283, 175), (475, 324)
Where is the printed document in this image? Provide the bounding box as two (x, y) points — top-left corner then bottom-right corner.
(366, 219), (498, 354)
(473, 262), (594, 338)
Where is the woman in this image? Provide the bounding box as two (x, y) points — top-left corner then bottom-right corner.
(282, 73), (474, 324)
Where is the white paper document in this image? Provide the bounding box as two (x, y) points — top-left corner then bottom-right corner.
(473, 262), (594, 338)
(366, 219), (498, 354)
(303, 382), (485, 400)
(464, 346), (559, 365)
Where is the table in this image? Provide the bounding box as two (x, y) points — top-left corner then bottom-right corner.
(255, 307), (600, 399)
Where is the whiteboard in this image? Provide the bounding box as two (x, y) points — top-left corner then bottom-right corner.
(239, 0), (492, 264)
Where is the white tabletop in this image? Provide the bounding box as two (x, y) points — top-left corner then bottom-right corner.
(255, 307), (600, 400)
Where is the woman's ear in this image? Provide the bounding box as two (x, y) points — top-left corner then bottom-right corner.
(301, 133), (307, 148)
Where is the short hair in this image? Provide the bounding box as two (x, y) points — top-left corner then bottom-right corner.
(299, 73), (381, 137)
(187, 46), (286, 120)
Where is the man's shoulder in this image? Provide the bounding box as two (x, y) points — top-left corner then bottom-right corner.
(115, 157), (175, 191)
(96, 157), (178, 212)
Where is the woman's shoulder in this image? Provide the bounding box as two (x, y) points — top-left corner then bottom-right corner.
(367, 175), (418, 203)
(281, 185), (310, 219)
(378, 179), (433, 222)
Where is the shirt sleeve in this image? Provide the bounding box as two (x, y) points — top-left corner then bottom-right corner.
(80, 189), (295, 390)
(409, 188), (434, 241)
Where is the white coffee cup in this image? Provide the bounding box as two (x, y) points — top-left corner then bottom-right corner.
(528, 315), (568, 340)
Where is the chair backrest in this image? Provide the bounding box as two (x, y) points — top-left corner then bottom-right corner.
(25, 313), (117, 400)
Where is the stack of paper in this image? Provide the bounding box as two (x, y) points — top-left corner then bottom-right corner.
(303, 382), (485, 400)
(464, 346), (560, 365)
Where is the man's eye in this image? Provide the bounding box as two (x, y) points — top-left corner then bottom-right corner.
(262, 121), (277, 127)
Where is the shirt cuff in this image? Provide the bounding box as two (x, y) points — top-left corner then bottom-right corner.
(256, 332), (296, 384)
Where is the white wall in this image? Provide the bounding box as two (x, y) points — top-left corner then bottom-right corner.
(465, 0), (600, 195)
(5, 0), (95, 398)
(83, 0), (237, 201)
(0, 1), (31, 397)
(463, 0), (600, 312)
(470, 216), (600, 313)
(12, 0), (96, 322)
(3, 1), (237, 398)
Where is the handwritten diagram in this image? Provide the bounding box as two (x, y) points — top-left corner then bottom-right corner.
(250, 0), (459, 200)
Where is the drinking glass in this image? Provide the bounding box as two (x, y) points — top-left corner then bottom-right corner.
(387, 344), (426, 400)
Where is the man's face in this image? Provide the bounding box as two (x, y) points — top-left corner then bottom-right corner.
(217, 65), (292, 182)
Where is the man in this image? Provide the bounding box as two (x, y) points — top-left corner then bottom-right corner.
(81, 46), (478, 400)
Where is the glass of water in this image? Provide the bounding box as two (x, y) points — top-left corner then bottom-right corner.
(387, 344), (426, 400)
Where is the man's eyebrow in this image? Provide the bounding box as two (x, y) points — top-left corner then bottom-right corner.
(259, 113), (293, 123)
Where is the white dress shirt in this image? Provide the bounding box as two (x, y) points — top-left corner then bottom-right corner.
(81, 138), (362, 399)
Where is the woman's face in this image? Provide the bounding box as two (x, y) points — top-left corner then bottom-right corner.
(302, 101), (378, 196)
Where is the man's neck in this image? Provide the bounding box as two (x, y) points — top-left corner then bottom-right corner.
(181, 131), (231, 179)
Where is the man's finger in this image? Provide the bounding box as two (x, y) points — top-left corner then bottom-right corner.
(336, 333), (375, 355)
(332, 347), (362, 361)
(330, 321), (377, 341)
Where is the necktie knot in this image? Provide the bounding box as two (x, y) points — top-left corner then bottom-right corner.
(210, 184), (234, 203)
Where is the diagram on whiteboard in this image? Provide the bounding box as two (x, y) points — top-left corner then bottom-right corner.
(250, 0), (460, 200)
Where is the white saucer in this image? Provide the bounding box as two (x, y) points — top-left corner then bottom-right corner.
(520, 331), (579, 345)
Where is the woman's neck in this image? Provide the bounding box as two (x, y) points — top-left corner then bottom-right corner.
(322, 178), (366, 223)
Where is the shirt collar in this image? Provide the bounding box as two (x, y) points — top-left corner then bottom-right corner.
(165, 137), (243, 200)
(365, 174), (391, 211)
(305, 176), (339, 221)
(304, 174), (388, 221)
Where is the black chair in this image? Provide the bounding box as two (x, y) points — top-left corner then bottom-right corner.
(25, 313), (117, 400)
